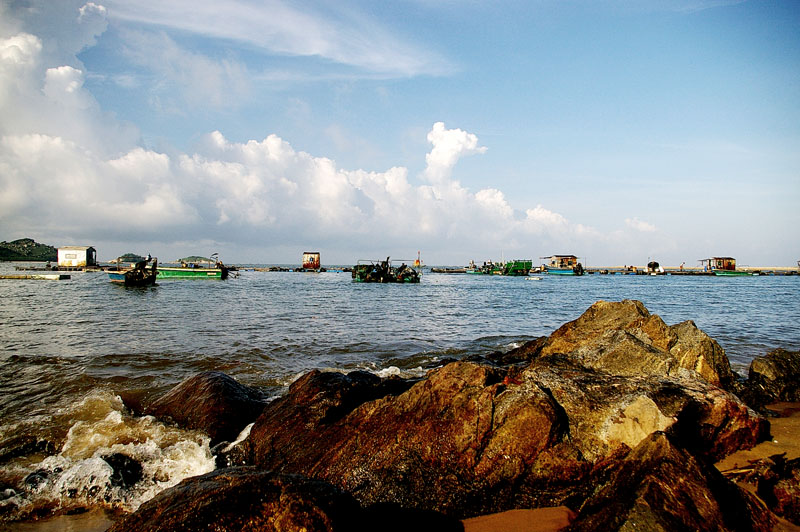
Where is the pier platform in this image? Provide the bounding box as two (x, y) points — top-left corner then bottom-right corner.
(0, 274), (71, 280)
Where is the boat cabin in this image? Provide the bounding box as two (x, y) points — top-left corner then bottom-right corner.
(302, 251), (321, 270)
(57, 246), (97, 268)
(541, 255), (579, 269)
(701, 257), (737, 271)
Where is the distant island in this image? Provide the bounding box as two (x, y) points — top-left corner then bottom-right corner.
(0, 238), (58, 262)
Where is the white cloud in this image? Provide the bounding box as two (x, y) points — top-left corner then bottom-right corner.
(103, 0), (451, 77)
(625, 217), (657, 232)
(0, 3), (667, 264)
(119, 29), (252, 111)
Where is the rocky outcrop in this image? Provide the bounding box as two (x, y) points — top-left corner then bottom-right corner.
(108, 467), (463, 532)
(738, 349), (800, 410)
(241, 357), (766, 517)
(145, 371), (268, 446)
(725, 453), (800, 526)
(115, 300), (783, 530)
(534, 300), (735, 388)
(567, 432), (775, 532)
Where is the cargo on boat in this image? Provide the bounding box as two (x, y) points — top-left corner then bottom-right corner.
(108, 257), (158, 286)
(352, 257), (420, 283)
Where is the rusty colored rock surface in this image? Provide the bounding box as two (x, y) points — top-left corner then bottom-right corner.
(535, 300), (735, 388)
(107, 467), (362, 532)
(243, 356), (766, 516)
(567, 432), (776, 532)
(740, 349), (800, 410)
(145, 371), (268, 446)
(108, 467), (464, 532)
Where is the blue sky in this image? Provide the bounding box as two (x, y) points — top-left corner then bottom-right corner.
(1, 0), (798, 266)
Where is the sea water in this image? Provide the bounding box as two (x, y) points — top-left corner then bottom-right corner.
(0, 263), (798, 522)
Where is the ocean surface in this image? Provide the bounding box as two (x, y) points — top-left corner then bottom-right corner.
(0, 262), (798, 526)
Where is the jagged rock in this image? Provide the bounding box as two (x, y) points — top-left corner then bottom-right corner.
(243, 358), (766, 517)
(567, 432), (775, 532)
(145, 371), (268, 446)
(536, 300), (735, 388)
(739, 349), (800, 410)
(107, 467), (463, 532)
(725, 453), (800, 525)
(526, 356), (768, 463)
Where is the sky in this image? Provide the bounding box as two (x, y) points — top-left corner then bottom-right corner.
(0, 0), (798, 266)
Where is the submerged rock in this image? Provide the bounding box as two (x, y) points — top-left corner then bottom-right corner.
(102, 453), (143, 489)
(145, 371), (268, 446)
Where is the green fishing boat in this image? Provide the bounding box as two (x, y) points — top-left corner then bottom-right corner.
(713, 270), (752, 277)
(157, 255), (229, 280)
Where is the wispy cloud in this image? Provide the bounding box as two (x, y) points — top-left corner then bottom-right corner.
(103, 0), (453, 77)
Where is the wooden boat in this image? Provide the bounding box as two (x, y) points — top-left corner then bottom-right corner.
(108, 258), (158, 286)
(352, 257), (420, 283)
(541, 254), (585, 276)
(713, 270), (752, 277)
(157, 255), (229, 280)
(544, 264), (585, 276)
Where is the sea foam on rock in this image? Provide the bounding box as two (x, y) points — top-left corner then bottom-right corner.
(114, 300), (783, 530)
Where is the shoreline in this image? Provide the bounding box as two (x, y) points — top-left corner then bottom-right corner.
(6, 403), (799, 532)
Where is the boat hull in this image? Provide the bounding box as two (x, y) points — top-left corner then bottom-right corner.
(107, 270), (158, 287)
(545, 267), (583, 276)
(714, 270), (752, 277)
(157, 267), (227, 280)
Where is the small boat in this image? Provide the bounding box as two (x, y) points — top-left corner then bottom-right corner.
(544, 264), (585, 276)
(157, 254), (229, 280)
(108, 258), (158, 286)
(352, 257), (421, 283)
(541, 254), (585, 276)
(713, 270), (752, 277)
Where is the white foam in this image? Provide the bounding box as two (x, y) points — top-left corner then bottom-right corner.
(8, 390), (216, 518)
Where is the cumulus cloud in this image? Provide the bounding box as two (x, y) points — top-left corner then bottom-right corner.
(1, 1), (655, 264)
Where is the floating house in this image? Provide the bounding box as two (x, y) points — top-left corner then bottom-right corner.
(57, 246), (97, 268)
(540, 254), (584, 275)
(700, 257), (737, 271)
(302, 251), (321, 270)
(541, 255), (579, 269)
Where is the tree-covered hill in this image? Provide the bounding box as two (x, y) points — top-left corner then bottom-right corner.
(0, 238), (58, 261)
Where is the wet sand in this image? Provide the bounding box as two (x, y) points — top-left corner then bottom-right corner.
(462, 507), (576, 532)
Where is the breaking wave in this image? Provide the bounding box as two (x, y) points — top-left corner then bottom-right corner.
(0, 390), (215, 521)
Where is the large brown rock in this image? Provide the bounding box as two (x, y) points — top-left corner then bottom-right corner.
(567, 432), (775, 532)
(245, 362), (578, 516)
(145, 371), (268, 446)
(742, 349), (800, 409)
(243, 358), (766, 517)
(108, 467), (464, 532)
(108, 467), (362, 532)
(526, 356), (768, 463)
(534, 300), (735, 388)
